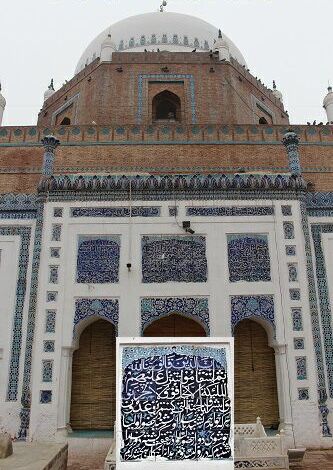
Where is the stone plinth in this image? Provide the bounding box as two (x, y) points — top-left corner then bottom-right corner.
(0, 442), (68, 470)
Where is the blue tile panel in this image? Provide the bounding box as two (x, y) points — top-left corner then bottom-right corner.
(71, 206), (160, 218)
(1, 226), (32, 401)
(294, 338), (305, 350)
(40, 390), (52, 404)
(43, 340), (55, 352)
(74, 298), (119, 337)
(169, 206), (178, 216)
(283, 222), (295, 239)
(50, 247), (60, 258)
(45, 310), (56, 333)
(49, 266), (59, 284)
(227, 234), (271, 283)
(281, 205), (292, 216)
(286, 245), (296, 256)
(292, 308), (303, 331)
(141, 297), (209, 334)
(142, 235), (207, 283)
(296, 356), (307, 380)
(42, 360), (53, 382)
(290, 288), (301, 301)
(288, 264), (298, 282)
(310, 224), (333, 397)
(53, 208), (63, 218)
(231, 296), (275, 333)
(298, 388), (309, 400)
(187, 206), (274, 217)
(51, 224), (61, 241)
(76, 236), (120, 284)
(46, 291), (57, 302)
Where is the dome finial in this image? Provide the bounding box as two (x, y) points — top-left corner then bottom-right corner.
(273, 80), (277, 90)
(48, 78), (54, 91)
(160, 0), (167, 12)
(272, 80), (283, 102)
(218, 29), (222, 39)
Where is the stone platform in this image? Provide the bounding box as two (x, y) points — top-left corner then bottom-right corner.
(0, 442), (67, 469)
(292, 449), (333, 470)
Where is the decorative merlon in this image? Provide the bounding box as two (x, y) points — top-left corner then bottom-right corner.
(37, 173), (308, 194)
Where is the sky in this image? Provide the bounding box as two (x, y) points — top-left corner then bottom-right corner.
(0, 0), (332, 126)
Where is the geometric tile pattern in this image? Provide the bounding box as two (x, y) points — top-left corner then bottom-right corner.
(288, 264), (298, 282)
(141, 297), (209, 334)
(73, 298), (119, 337)
(231, 295), (275, 334)
(227, 234), (271, 282)
(291, 308), (303, 331)
(40, 390), (52, 404)
(281, 205), (292, 216)
(283, 222), (295, 239)
(290, 288), (301, 301)
(294, 338), (305, 350)
(310, 223), (333, 397)
(2, 226), (32, 401)
(42, 360), (53, 382)
(51, 224), (61, 241)
(296, 356), (307, 380)
(298, 388), (309, 400)
(141, 235), (207, 283)
(45, 310), (56, 333)
(76, 236), (120, 283)
(286, 245), (296, 256)
(43, 340), (55, 353)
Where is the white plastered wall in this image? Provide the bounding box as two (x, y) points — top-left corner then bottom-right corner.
(27, 199), (323, 447)
(0, 220), (35, 438)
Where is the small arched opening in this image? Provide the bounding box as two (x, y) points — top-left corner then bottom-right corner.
(152, 90), (181, 122)
(143, 313), (206, 337)
(60, 117), (71, 125)
(70, 319), (116, 430)
(234, 319), (279, 428)
(259, 117), (268, 125)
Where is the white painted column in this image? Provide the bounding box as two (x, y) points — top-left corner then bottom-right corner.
(274, 344), (295, 445)
(56, 346), (74, 441)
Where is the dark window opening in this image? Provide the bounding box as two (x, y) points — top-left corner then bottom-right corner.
(152, 90), (181, 122)
(259, 117), (268, 124)
(60, 117), (71, 125)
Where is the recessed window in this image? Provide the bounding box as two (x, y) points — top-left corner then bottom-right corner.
(259, 117), (268, 125)
(152, 90), (181, 121)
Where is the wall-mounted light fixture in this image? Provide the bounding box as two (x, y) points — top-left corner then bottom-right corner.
(182, 221), (195, 234)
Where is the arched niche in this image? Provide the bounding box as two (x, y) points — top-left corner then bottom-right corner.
(234, 318), (279, 428)
(143, 313), (207, 337)
(70, 319), (116, 430)
(60, 117), (71, 125)
(152, 90), (181, 122)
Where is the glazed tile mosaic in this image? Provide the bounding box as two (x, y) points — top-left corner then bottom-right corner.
(141, 235), (207, 283)
(120, 345), (231, 461)
(227, 234), (271, 282)
(76, 236), (120, 283)
(187, 206), (274, 217)
(231, 295), (275, 332)
(141, 297), (209, 333)
(74, 298), (119, 336)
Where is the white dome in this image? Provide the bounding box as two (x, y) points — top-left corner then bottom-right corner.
(75, 11), (246, 74)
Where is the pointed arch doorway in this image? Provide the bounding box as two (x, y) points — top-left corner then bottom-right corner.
(143, 313), (206, 337)
(70, 319), (116, 430)
(234, 319), (279, 427)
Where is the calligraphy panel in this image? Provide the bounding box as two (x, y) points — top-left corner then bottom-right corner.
(117, 340), (233, 468)
(76, 235), (120, 283)
(141, 235), (207, 283)
(227, 234), (271, 282)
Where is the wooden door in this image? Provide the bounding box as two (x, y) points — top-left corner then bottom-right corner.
(70, 320), (116, 429)
(234, 319), (279, 427)
(143, 313), (206, 337)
